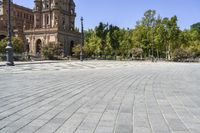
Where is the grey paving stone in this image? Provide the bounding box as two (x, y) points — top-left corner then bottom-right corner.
(0, 61), (199, 133)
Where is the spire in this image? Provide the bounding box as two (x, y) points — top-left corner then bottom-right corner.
(34, 0), (42, 12)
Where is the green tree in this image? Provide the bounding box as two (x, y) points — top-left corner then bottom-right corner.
(163, 16), (180, 60)
(108, 25), (120, 57)
(81, 10), (200, 61)
(154, 16), (168, 58)
(191, 22), (200, 33)
(84, 29), (101, 58)
(118, 29), (132, 59)
(141, 9), (156, 27)
(132, 24), (149, 58)
(133, 9), (157, 58)
(0, 37), (24, 54)
(95, 22), (109, 58)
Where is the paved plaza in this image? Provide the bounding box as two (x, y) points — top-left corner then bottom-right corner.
(0, 61), (200, 133)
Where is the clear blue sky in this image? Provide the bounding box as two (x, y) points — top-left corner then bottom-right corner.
(13, 0), (200, 30)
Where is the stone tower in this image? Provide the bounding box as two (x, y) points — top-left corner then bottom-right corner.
(25, 0), (81, 56)
(32, 0), (76, 30)
(33, 0), (42, 28)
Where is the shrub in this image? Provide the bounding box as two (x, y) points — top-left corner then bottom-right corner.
(12, 37), (24, 54)
(188, 45), (200, 58)
(0, 37), (23, 54)
(132, 48), (143, 58)
(172, 48), (190, 61)
(72, 44), (85, 58)
(0, 39), (7, 54)
(41, 43), (62, 60)
(72, 44), (80, 58)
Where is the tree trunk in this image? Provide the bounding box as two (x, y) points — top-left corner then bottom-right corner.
(157, 49), (159, 59)
(168, 43), (171, 60)
(166, 43), (168, 60)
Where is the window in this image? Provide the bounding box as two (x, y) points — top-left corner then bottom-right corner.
(46, 15), (49, 25)
(43, 0), (49, 9)
(71, 9), (74, 14)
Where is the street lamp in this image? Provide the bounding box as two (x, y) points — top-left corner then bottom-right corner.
(80, 17), (84, 61)
(6, 0), (14, 66)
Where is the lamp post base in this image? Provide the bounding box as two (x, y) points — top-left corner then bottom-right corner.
(80, 55), (83, 61)
(6, 62), (14, 66)
(6, 45), (14, 66)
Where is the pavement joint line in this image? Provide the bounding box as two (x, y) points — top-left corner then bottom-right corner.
(112, 75), (140, 133)
(151, 73), (173, 133)
(0, 74), (98, 104)
(166, 85), (200, 132)
(53, 71), (130, 133)
(155, 78), (189, 132)
(75, 74), (137, 133)
(14, 70), (123, 133)
(132, 75), (150, 132)
(0, 79), (92, 117)
(0, 75), (99, 120)
(102, 75), (138, 133)
(33, 73), (126, 133)
(0, 62), (199, 133)
(144, 74), (157, 133)
(0, 73), (114, 131)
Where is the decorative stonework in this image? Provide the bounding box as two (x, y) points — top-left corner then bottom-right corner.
(0, 0), (81, 56)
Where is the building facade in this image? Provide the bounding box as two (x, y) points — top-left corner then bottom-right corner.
(0, 0), (81, 56)
(0, 0), (34, 42)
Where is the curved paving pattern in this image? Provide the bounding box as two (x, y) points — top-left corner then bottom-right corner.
(0, 61), (200, 133)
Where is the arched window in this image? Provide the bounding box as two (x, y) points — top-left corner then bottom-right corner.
(46, 15), (49, 25)
(36, 39), (42, 54)
(43, 0), (49, 9)
(70, 41), (74, 56)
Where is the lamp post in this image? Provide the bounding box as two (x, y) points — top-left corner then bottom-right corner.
(80, 17), (84, 61)
(6, 0), (14, 66)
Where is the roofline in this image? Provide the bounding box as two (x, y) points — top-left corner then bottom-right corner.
(12, 2), (33, 12)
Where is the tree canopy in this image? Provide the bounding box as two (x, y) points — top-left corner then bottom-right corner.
(0, 37), (24, 54)
(82, 9), (200, 61)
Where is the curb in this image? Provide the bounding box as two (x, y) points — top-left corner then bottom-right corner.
(0, 61), (67, 67)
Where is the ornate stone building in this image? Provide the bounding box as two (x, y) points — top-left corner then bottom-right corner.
(0, 0), (34, 42)
(0, 0), (81, 56)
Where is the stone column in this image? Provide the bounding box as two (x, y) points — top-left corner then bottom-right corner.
(43, 14), (45, 28)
